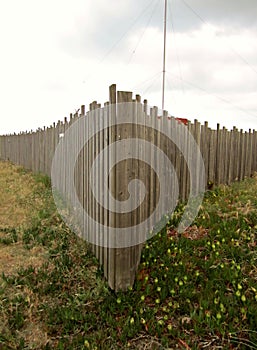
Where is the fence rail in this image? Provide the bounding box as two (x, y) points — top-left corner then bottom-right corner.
(1, 84), (256, 291)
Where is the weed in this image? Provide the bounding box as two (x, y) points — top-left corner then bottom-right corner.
(0, 228), (18, 244)
(33, 173), (52, 189)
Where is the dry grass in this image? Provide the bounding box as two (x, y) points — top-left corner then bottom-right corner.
(0, 161), (48, 268)
(0, 161), (49, 276)
(0, 244), (48, 276)
(0, 161), (53, 348)
(0, 161), (42, 229)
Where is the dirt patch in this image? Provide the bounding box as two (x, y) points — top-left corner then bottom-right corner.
(167, 225), (209, 240)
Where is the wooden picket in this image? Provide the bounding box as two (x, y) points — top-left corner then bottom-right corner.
(0, 84), (257, 291)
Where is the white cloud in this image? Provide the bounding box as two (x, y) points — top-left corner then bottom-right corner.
(0, 0), (257, 134)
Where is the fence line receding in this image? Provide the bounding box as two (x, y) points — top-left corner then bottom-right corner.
(0, 84), (256, 291)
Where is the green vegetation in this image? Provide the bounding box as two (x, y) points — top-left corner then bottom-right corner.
(0, 161), (257, 349)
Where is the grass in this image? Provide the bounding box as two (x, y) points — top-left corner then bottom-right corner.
(0, 160), (257, 349)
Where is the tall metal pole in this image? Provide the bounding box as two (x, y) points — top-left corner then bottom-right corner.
(162, 0), (167, 111)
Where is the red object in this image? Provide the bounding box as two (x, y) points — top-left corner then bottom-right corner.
(175, 117), (188, 125)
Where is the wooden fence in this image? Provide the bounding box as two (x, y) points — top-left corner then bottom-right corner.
(0, 84), (257, 291)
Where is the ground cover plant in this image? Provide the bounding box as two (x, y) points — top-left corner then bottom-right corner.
(0, 160), (257, 349)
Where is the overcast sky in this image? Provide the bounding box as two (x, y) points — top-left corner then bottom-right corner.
(0, 0), (257, 134)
